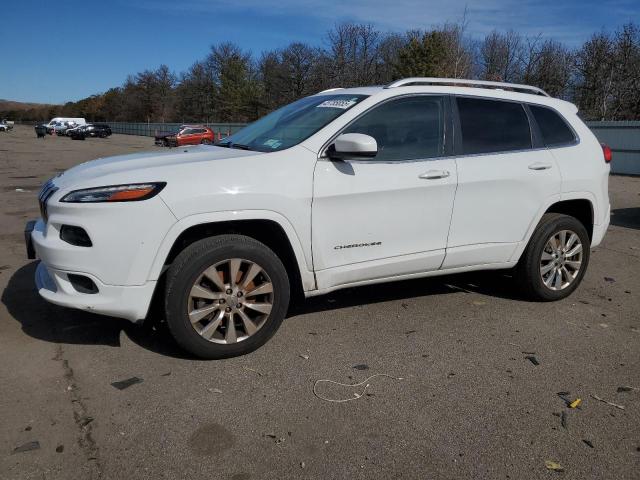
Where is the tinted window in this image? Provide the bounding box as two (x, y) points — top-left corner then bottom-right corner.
(343, 96), (445, 161)
(457, 97), (531, 155)
(529, 105), (576, 147)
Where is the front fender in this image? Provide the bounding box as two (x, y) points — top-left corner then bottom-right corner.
(147, 210), (316, 291)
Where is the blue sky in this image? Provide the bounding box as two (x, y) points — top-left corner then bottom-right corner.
(0, 0), (637, 104)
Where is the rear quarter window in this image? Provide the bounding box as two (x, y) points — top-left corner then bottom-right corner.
(456, 97), (532, 155)
(529, 105), (577, 147)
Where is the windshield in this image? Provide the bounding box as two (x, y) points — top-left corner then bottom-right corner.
(218, 94), (368, 152)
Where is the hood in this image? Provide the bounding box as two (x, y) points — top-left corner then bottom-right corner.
(155, 131), (178, 139)
(51, 145), (262, 191)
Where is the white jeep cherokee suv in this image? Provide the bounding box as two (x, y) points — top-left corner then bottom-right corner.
(26, 78), (611, 359)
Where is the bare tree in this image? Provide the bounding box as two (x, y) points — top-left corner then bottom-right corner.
(325, 23), (383, 86)
(479, 30), (524, 82)
(521, 39), (573, 98)
(574, 32), (615, 120)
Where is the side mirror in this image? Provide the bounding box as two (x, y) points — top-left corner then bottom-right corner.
(327, 133), (377, 160)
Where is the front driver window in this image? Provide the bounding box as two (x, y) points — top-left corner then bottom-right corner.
(343, 96), (446, 161)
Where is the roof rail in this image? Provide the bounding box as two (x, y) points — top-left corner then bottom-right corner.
(384, 77), (550, 97)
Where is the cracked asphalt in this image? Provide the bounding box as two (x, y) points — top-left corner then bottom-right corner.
(1, 126), (639, 479)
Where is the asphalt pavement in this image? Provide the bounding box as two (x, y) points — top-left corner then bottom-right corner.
(1, 126), (639, 479)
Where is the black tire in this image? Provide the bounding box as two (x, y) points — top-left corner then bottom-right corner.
(164, 234), (290, 359)
(514, 213), (590, 301)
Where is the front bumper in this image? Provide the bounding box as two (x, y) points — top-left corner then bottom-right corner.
(34, 261), (156, 322)
(25, 189), (175, 320)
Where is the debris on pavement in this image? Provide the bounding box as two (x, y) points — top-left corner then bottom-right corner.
(299, 354), (310, 360)
(79, 416), (94, 427)
(544, 460), (564, 472)
(160, 371), (171, 377)
(242, 366), (263, 376)
(561, 411), (568, 429)
(56, 444), (64, 453)
(313, 374), (403, 403)
(111, 376), (143, 390)
(13, 441), (40, 454)
(207, 388), (223, 394)
(525, 355), (539, 366)
(591, 394), (625, 410)
(604, 277), (616, 283)
(617, 386), (637, 393)
(352, 364), (369, 371)
(569, 398), (582, 409)
(582, 439), (594, 449)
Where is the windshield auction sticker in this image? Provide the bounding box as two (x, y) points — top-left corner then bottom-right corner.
(316, 99), (358, 109)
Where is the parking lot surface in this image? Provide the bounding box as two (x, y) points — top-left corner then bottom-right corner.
(1, 126), (639, 479)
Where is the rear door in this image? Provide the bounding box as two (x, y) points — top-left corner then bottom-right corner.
(443, 96), (561, 268)
(312, 95), (458, 289)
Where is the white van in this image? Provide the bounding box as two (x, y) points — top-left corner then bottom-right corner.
(45, 117), (86, 128)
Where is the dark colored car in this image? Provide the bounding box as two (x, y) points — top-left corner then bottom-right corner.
(69, 124), (112, 140)
(85, 124), (112, 138)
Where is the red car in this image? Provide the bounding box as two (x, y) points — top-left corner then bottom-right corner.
(166, 126), (215, 146)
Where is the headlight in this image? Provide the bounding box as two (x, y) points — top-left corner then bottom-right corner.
(60, 182), (166, 203)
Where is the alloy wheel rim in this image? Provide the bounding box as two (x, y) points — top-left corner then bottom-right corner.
(187, 258), (274, 344)
(540, 230), (583, 291)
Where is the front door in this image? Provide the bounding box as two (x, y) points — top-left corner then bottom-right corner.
(312, 95), (457, 289)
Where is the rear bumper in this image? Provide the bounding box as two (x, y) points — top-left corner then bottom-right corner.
(35, 261), (156, 322)
(591, 203), (610, 248)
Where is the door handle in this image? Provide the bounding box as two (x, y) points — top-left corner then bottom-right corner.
(528, 162), (552, 170)
(419, 170), (450, 179)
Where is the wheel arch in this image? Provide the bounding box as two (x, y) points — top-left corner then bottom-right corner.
(509, 195), (595, 263)
(545, 198), (594, 240)
(148, 212), (315, 296)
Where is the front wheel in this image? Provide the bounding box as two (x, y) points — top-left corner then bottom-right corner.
(514, 213), (590, 301)
(164, 235), (290, 359)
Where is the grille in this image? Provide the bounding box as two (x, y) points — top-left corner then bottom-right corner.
(38, 179), (58, 222)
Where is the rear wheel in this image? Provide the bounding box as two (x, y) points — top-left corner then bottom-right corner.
(164, 235), (290, 359)
(514, 213), (590, 301)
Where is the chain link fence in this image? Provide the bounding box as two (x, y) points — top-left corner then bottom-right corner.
(107, 122), (247, 138)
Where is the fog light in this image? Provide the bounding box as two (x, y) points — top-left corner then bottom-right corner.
(60, 225), (92, 247)
(68, 274), (98, 294)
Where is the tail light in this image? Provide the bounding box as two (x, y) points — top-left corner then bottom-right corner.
(601, 143), (612, 163)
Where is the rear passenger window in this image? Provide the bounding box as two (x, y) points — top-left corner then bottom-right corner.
(529, 105), (576, 147)
(343, 96), (445, 161)
(457, 97), (531, 155)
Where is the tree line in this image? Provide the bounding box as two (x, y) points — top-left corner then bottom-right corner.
(6, 21), (639, 123)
